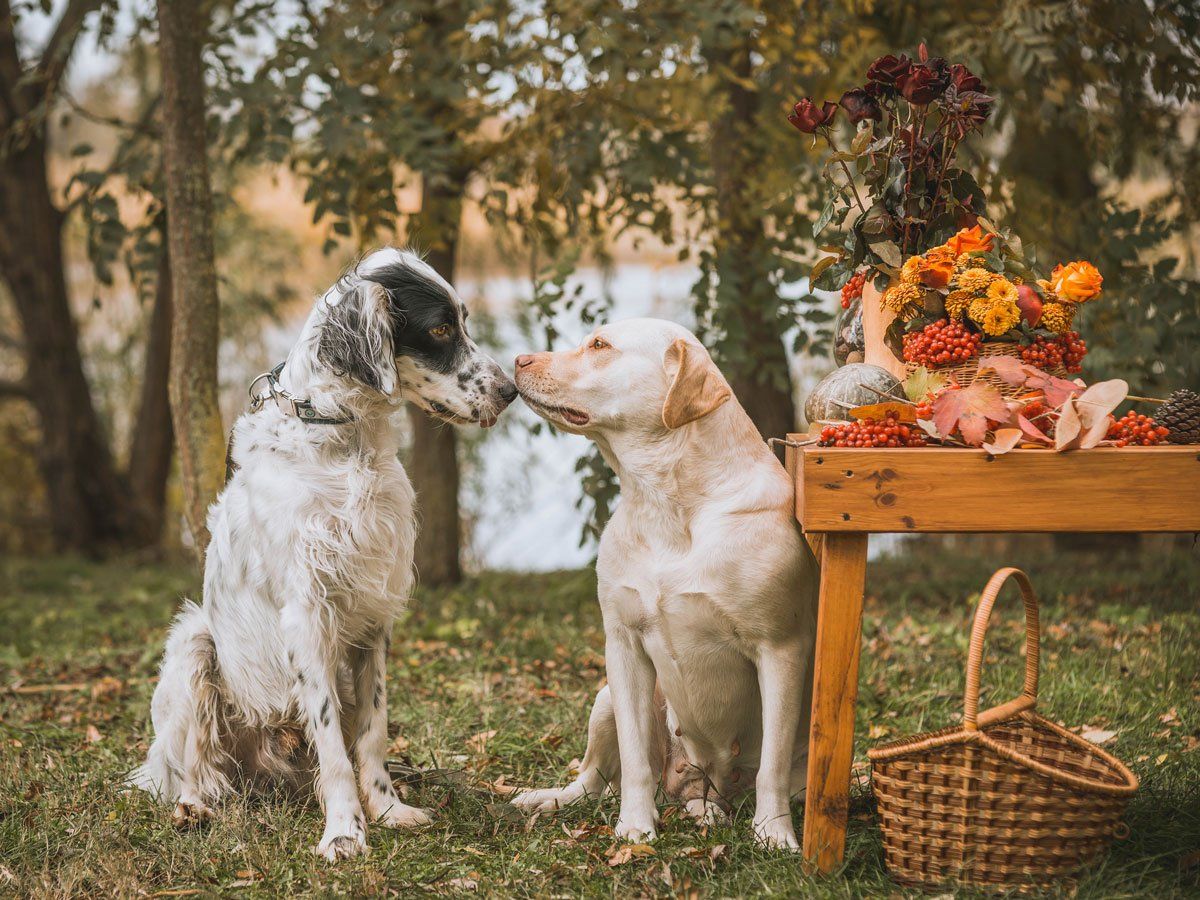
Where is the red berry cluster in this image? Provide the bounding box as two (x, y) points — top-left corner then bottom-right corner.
(818, 411), (927, 448)
(1020, 335), (1065, 370)
(902, 319), (982, 367)
(1019, 332), (1088, 373)
(1106, 411), (1169, 447)
(1060, 331), (1087, 373)
(841, 271), (867, 309)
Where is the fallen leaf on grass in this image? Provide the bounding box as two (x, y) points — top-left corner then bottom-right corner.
(444, 877), (478, 891)
(1160, 708), (1181, 726)
(85, 725), (102, 743)
(466, 729), (497, 753)
(1081, 728), (1117, 745)
(608, 844), (656, 866)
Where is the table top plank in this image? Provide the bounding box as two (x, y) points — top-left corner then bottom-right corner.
(785, 443), (1200, 534)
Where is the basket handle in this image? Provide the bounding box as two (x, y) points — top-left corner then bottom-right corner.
(963, 567), (1040, 731)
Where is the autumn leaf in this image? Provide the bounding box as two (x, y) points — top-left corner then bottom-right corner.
(608, 844), (656, 866)
(466, 729), (497, 753)
(983, 356), (1083, 406)
(1081, 727), (1118, 745)
(1017, 413), (1052, 443)
(932, 382), (1009, 445)
(1056, 379), (1128, 451)
(848, 402), (915, 423)
(904, 365), (949, 402)
(983, 427), (1022, 455)
(85, 724), (102, 743)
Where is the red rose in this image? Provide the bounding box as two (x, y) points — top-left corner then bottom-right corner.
(788, 98), (838, 133)
(839, 88), (882, 124)
(866, 54), (913, 90)
(897, 60), (949, 105)
(949, 63), (986, 93)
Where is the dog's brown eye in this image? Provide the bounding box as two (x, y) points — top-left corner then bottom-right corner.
(590, 338), (609, 350)
(429, 324), (451, 339)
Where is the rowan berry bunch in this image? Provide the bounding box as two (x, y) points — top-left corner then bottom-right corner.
(1060, 331), (1087, 373)
(1019, 336), (1065, 370)
(902, 319), (982, 367)
(818, 411), (927, 448)
(841, 270), (867, 309)
(1106, 411), (1169, 447)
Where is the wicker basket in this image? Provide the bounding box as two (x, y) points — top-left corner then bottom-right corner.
(905, 342), (1068, 399)
(869, 568), (1139, 891)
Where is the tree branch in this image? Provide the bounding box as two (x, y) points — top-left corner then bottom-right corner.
(33, 0), (104, 104)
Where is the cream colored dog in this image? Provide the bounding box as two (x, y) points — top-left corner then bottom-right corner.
(511, 318), (819, 850)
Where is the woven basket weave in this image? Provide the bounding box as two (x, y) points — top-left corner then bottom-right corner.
(905, 342), (1068, 400)
(868, 568), (1139, 891)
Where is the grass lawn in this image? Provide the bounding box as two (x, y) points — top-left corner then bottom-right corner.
(1, 540), (1198, 898)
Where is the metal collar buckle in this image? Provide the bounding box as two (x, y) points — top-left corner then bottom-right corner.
(247, 363), (353, 426)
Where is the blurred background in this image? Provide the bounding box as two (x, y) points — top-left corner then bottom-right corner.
(1, 0), (1197, 580)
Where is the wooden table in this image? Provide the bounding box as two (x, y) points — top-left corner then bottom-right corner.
(783, 443), (1200, 874)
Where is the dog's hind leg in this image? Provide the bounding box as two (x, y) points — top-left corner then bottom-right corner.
(281, 602), (368, 861)
(511, 685), (626, 814)
(349, 625), (431, 829)
(130, 603), (231, 825)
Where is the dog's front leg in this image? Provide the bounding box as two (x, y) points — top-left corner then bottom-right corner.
(349, 626), (432, 829)
(282, 603), (367, 861)
(605, 624), (660, 842)
(752, 639), (809, 851)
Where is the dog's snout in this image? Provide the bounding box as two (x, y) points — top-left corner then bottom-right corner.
(515, 354), (536, 369)
(499, 379), (518, 403)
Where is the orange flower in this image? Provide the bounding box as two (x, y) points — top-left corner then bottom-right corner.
(1049, 260), (1103, 303)
(917, 255), (955, 289)
(945, 225), (994, 257)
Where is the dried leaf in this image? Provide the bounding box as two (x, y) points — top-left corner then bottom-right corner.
(1073, 379), (1129, 449)
(983, 428), (1022, 455)
(85, 725), (102, 743)
(466, 729), (497, 753)
(608, 844), (656, 866)
(932, 383), (1009, 446)
(983, 356), (1083, 406)
(904, 366), (950, 402)
(1017, 414), (1052, 443)
(1081, 728), (1118, 745)
(848, 402), (915, 423)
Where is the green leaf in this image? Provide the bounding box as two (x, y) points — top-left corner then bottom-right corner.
(810, 255), (839, 281)
(813, 200), (836, 238)
(874, 241), (902, 267)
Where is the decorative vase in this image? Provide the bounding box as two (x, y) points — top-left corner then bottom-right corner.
(832, 295), (865, 367)
(861, 281), (906, 381)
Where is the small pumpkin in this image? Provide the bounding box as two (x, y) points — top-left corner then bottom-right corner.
(804, 363), (904, 424)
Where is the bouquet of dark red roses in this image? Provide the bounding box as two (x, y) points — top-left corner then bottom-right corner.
(791, 44), (995, 294)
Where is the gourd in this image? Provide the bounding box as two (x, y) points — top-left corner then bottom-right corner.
(804, 363), (904, 424)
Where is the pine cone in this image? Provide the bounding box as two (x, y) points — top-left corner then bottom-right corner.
(1159, 388), (1200, 444)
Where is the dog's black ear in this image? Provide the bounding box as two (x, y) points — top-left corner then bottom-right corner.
(317, 281), (398, 394)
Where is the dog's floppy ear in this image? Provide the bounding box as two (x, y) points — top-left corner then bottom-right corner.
(661, 338), (731, 429)
(317, 281), (397, 394)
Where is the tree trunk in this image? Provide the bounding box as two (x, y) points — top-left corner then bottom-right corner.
(406, 176), (464, 586)
(0, 0), (138, 551)
(0, 136), (138, 550)
(705, 39), (795, 445)
(157, 0), (225, 560)
(126, 245), (174, 544)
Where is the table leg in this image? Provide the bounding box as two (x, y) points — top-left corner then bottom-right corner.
(802, 531), (869, 874)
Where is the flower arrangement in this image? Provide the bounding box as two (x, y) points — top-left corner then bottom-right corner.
(791, 44), (995, 292)
(791, 44), (1108, 379)
(885, 227), (1102, 374)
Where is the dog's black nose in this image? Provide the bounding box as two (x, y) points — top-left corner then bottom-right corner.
(499, 379), (518, 403)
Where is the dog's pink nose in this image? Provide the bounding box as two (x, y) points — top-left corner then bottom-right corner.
(515, 354), (536, 369)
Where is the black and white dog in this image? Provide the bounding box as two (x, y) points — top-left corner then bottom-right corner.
(131, 248), (515, 860)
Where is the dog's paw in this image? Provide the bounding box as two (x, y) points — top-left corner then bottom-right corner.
(316, 816), (368, 862)
(374, 801), (434, 829)
(170, 800), (213, 830)
(684, 798), (729, 826)
(511, 785), (584, 815)
(752, 816), (800, 852)
(615, 815), (658, 843)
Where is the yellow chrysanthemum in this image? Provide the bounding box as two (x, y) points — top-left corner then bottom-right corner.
(967, 296), (991, 325)
(986, 277), (1019, 306)
(1040, 302), (1074, 334)
(882, 282), (923, 313)
(957, 268), (999, 295)
(981, 299), (1021, 336)
(945, 289), (972, 320)
(956, 253), (989, 271)
(900, 257), (924, 285)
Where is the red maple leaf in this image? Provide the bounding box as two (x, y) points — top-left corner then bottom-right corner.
(932, 382), (1010, 446)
